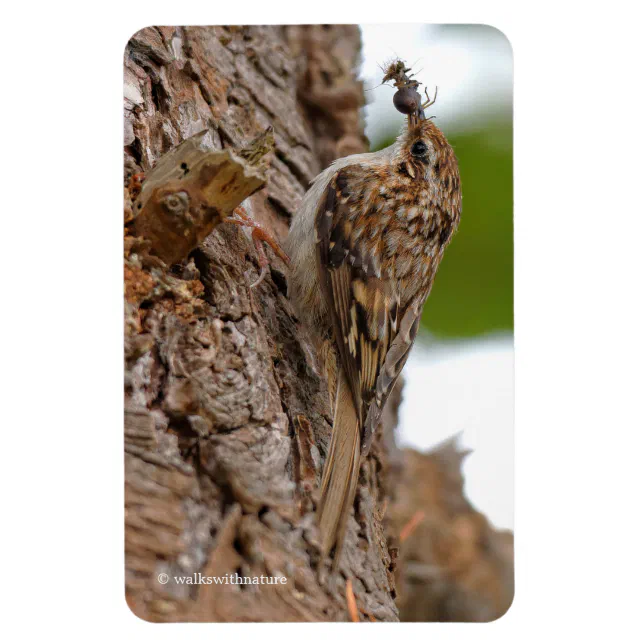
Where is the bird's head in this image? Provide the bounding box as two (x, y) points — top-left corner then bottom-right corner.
(392, 118), (449, 182)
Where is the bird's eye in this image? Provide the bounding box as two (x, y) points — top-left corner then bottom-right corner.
(411, 140), (428, 157)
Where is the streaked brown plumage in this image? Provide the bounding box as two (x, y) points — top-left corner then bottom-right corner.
(286, 63), (462, 568)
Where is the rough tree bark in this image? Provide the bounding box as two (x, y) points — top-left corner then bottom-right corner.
(123, 25), (513, 623)
(392, 441), (514, 622)
(124, 25), (399, 622)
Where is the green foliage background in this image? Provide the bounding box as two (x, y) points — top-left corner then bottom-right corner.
(372, 116), (513, 338)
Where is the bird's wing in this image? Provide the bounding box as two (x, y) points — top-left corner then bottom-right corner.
(361, 297), (422, 454)
(315, 165), (422, 451)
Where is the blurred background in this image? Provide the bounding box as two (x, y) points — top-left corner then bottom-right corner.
(359, 24), (513, 530)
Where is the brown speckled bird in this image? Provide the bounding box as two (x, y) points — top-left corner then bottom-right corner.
(286, 61), (462, 568)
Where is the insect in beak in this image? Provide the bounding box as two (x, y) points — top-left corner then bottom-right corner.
(387, 59), (438, 131)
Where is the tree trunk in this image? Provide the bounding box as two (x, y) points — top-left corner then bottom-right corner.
(123, 25), (513, 623)
(124, 24), (398, 622)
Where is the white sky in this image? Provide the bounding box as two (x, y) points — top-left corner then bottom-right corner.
(359, 24), (514, 530)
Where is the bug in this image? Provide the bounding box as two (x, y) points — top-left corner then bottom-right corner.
(383, 59), (438, 124)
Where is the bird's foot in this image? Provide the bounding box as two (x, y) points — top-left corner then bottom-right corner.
(224, 206), (290, 287)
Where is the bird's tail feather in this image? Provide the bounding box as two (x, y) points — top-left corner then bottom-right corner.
(317, 369), (361, 569)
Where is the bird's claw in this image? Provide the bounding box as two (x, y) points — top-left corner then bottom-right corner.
(226, 206), (290, 288)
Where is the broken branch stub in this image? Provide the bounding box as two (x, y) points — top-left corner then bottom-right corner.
(130, 130), (270, 266)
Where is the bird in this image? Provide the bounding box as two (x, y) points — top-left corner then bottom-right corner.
(285, 60), (462, 568)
